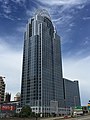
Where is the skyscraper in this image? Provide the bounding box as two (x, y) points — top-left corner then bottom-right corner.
(21, 9), (64, 115)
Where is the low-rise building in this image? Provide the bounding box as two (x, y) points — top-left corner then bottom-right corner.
(63, 78), (81, 108)
(0, 100), (20, 117)
(14, 92), (21, 101)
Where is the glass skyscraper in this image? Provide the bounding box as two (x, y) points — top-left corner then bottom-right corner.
(21, 9), (64, 115)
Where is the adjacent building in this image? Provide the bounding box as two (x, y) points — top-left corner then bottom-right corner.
(0, 76), (5, 103)
(63, 78), (81, 108)
(4, 93), (11, 102)
(14, 92), (21, 101)
(21, 9), (64, 115)
(0, 101), (20, 116)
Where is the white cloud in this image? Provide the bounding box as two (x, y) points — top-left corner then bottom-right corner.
(83, 17), (90, 20)
(37, 0), (88, 6)
(26, 3), (49, 18)
(53, 15), (72, 25)
(69, 23), (75, 27)
(66, 28), (72, 32)
(1, 2), (11, 14)
(17, 26), (26, 33)
(1, 14), (14, 20)
(11, 0), (25, 4)
(11, 0), (26, 9)
(77, 5), (85, 9)
(0, 38), (22, 100)
(26, 10), (34, 17)
(62, 56), (90, 105)
(0, 0), (26, 20)
(35, 0), (89, 21)
(29, 0), (88, 30)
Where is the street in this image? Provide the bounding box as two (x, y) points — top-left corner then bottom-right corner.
(66, 115), (90, 120)
(40, 115), (90, 120)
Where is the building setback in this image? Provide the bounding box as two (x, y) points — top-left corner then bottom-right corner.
(21, 9), (64, 115)
(63, 78), (81, 108)
(0, 76), (5, 103)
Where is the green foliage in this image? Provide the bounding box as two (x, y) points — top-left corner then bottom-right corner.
(31, 112), (36, 117)
(19, 105), (34, 117)
(14, 113), (19, 117)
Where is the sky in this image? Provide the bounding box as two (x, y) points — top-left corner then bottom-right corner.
(0, 0), (90, 106)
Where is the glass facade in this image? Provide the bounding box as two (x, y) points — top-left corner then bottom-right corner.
(63, 78), (81, 108)
(21, 9), (64, 114)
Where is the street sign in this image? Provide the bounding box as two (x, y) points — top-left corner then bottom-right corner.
(74, 106), (82, 110)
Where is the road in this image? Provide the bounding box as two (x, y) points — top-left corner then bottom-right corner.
(66, 115), (90, 120)
(40, 115), (90, 120)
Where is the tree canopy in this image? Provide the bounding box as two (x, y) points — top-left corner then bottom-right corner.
(20, 105), (34, 117)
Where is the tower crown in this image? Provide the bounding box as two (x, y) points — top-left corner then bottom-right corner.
(35, 9), (51, 20)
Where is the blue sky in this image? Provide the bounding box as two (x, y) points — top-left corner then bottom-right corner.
(0, 0), (90, 105)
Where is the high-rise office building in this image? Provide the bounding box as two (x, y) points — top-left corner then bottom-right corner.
(21, 9), (64, 115)
(0, 76), (5, 103)
(63, 78), (81, 108)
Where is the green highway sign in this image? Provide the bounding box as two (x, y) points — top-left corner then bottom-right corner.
(74, 106), (82, 109)
(74, 106), (82, 111)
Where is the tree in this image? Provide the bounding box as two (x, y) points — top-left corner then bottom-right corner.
(19, 105), (32, 117)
